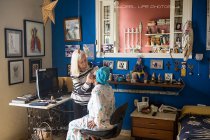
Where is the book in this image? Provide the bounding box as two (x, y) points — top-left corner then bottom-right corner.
(11, 98), (29, 104)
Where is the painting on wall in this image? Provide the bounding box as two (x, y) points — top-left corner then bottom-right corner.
(8, 60), (24, 85)
(103, 60), (114, 69)
(64, 17), (82, 42)
(65, 45), (80, 57)
(150, 60), (163, 69)
(83, 44), (95, 60)
(24, 20), (45, 57)
(29, 59), (42, 83)
(4, 28), (22, 58)
(117, 61), (128, 70)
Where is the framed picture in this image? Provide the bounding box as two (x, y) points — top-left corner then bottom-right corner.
(64, 17), (82, 42)
(103, 60), (114, 69)
(150, 60), (163, 69)
(5, 28), (22, 58)
(29, 59), (42, 83)
(24, 20), (45, 57)
(8, 60), (24, 85)
(165, 73), (173, 82)
(176, 23), (182, 31)
(83, 44), (95, 60)
(117, 61), (128, 70)
(65, 45), (80, 57)
(67, 64), (71, 76)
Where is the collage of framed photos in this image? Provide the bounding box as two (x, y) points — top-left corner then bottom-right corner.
(5, 19), (45, 85)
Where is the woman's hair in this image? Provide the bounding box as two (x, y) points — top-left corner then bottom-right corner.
(70, 49), (87, 77)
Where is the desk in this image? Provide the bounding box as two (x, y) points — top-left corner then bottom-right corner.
(9, 95), (72, 139)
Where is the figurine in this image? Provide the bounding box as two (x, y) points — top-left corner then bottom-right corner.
(157, 73), (163, 83)
(151, 72), (156, 83)
(132, 57), (145, 82)
(126, 72), (131, 82)
(144, 72), (148, 83)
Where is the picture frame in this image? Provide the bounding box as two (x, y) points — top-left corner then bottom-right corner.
(64, 17), (82, 42)
(67, 64), (71, 76)
(117, 61), (128, 70)
(176, 23), (182, 31)
(150, 60), (163, 69)
(103, 60), (114, 69)
(4, 28), (23, 58)
(29, 59), (42, 83)
(164, 73), (173, 82)
(24, 20), (45, 57)
(83, 44), (95, 60)
(8, 59), (24, 85)
(65, 45), (80, 57)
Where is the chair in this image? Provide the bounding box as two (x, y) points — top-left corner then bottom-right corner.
(80, 102), (128, 140)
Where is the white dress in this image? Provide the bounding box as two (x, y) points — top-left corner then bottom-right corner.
(66, 84), (115, 140)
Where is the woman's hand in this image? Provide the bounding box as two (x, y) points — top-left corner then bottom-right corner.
(86, 73), (94, 84)
(87, 120), (96, 129)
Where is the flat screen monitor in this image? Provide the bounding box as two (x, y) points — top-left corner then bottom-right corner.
(36, 68), (59, 99)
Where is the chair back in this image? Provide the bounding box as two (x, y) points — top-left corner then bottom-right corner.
(109, 102), (128, 138)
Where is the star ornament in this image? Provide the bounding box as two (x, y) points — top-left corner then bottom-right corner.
(42, 0), (58, 26)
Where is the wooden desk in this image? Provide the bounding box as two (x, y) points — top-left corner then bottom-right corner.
(131, 109), (176, 140)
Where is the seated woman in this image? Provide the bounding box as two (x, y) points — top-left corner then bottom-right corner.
(66, 66), (115, 140)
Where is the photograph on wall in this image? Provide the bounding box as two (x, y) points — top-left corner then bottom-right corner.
(5, 28), (22, 58)
(102, 44), (114, 53)
(150, 60), (163, 69)
(65, 45), (80, 57)
(117, 61), (128, 70)
(8, 59), (24, 85)
(165, 73), (173, 82)
(67, 64), (71, 76)
(29, 59), (42, 83)
(103, 60), (114, 69)
(83, 44), (95, 60)
(24, 20), (45, 57)
(64, 17), (82, 42)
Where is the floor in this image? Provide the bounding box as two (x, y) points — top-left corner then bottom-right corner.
(53, 134), (133, 140)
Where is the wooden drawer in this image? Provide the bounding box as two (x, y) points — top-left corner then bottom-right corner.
(132, 117), (174, 131)
(132, 127), (173, 140)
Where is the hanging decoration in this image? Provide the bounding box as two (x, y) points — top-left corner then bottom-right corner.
(182, 20), (194, 61)
(181, 62), (187, 77)
(41, 0), (58, 26)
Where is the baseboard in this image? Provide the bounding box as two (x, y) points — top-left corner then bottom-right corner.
(120, 129), (131, 137)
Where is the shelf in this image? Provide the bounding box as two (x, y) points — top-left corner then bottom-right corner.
(109, 81), (185, 95)
(145, 33), (170, 36)
(109, 81), (184, 89)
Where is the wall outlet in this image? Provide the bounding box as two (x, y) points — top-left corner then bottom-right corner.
(142, 97), (149, 102)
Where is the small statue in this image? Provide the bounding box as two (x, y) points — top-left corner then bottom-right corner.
(151, 72), (156, 83)
(157, 73), (163, 83)
(126, 72), (131, 82)
(132, 57), (145, 82)
(144, 72), (148, 83)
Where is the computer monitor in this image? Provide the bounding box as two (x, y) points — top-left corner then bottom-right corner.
(36, 68), (59, 99)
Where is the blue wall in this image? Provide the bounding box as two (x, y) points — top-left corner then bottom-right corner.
(52, 0), (210, 130)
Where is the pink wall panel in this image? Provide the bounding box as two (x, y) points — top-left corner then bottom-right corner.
(118, 0), (170, 52)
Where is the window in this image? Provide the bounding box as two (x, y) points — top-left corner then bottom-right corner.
(96, 0), (192, 58)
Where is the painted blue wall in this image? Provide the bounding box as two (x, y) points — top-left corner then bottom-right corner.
(52, 0), (210, 130)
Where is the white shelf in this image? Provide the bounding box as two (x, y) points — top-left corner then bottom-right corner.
(145, 33), (170, 36)
(98, 52), (192, 59)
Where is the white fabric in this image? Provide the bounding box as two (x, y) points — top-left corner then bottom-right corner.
(66, 84), (115, 140)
